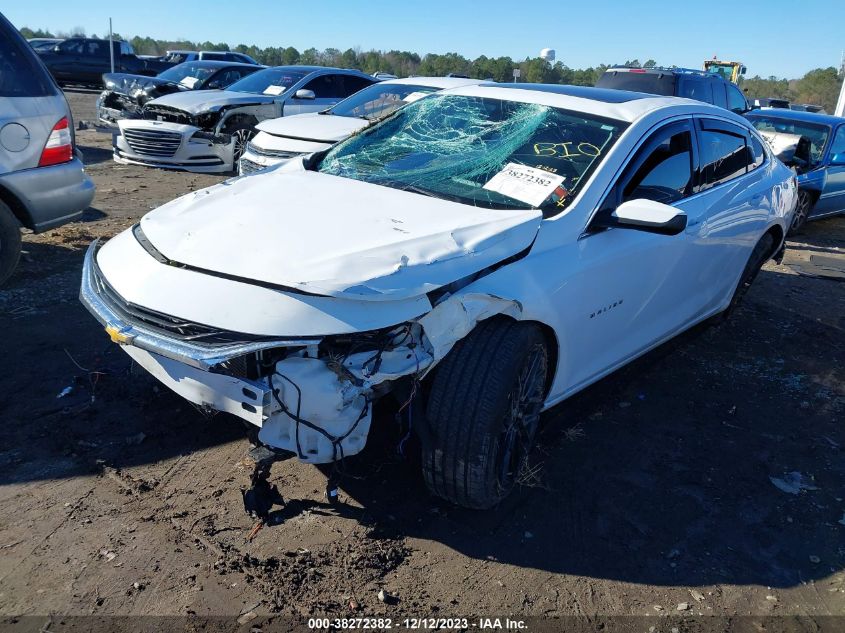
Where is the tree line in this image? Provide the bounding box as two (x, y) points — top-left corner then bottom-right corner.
(21, 26), (844, 112)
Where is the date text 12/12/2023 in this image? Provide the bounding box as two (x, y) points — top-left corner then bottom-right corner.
(307, 617), (528, 630)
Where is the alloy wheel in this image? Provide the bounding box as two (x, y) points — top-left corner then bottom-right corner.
(496, 342), (548, 491)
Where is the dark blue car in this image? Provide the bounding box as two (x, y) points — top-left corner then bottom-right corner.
(746, 109), (845, 232)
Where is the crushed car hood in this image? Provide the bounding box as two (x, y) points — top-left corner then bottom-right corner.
(256, 112), (369, 142)
(147, 89), (275, 114)
(140, 166), (542, 301)
(103, 73), (182, 98)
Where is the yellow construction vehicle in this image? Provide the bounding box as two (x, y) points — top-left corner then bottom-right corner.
(704, 58), (747, 84)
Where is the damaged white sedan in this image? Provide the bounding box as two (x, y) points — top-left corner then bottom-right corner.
(81, 84), (796, 509)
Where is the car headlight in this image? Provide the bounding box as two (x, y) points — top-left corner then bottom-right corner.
(194, 111), (221, 130)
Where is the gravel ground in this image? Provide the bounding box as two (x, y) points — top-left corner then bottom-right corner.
(0, 89), (843, 628)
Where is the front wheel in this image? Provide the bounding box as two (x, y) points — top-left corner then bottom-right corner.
(230, 126), (255, 166)
(789, 190), (815, 234)
(422, 318), (549, 509)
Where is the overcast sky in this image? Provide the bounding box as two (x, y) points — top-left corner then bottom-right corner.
(6, 0), (844, 78)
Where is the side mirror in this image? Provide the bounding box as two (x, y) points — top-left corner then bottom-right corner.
(294, 88), (316, 100)
(830, 152), (845, 166)
(595, 199), (688, 236)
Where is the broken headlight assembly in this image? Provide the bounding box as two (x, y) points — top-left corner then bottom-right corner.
(194, 111), (222, 131)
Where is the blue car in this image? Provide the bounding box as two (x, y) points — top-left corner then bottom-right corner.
(746, 109), (845, 232)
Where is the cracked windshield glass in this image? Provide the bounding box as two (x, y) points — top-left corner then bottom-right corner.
(318, 94), (627, 212)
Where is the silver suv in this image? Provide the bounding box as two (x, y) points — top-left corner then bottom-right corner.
(0, 12), (95, 284)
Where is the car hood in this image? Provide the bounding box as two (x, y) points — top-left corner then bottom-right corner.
(147, 89), (275, 114)
(103, 73), (184, 100)
(255, 112), (369, 142)
(139, 163), (542, 301)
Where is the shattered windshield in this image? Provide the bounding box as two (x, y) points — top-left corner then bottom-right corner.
(226, 68), (307, 95)
(328, 83), (439, 121)
(318, 94), (627, 213)
(747, 116), (830, 163)
(157, 63), (217, 86)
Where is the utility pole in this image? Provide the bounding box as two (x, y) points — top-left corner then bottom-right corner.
(835, 51), (845, 117)
(108, 18), (114, 73)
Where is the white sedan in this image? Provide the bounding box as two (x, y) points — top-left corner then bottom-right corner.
(80, 84), (796, 509)
(238, 76), (482, 175)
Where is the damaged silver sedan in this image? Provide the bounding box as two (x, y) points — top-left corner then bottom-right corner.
(81, 84), (795, 509)
(112, 65), (377, 173)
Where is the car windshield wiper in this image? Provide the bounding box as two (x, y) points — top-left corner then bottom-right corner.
(380, 180), (528, 210)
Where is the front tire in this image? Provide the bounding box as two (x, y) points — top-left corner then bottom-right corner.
(0, 202), (22, 286)
(230, 125), (255, 167)
(789, 190), (815, 234)
(423, 318), (549, 509)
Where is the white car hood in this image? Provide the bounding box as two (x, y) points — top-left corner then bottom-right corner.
(140, 166), (542, 301)
(256, 112), (369, 142)
(148, 90), (275, 114)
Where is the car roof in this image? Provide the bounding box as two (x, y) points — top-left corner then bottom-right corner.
(603, 66), (737, 85)
(173, 60), (258, 70)
(380, 76), (483, 89)
(265, 65), (373, 77)
(746, 108), (844, 126)
(448, 83), (731, 123)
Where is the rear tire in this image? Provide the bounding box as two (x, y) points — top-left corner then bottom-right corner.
(0, 202), (22, 286)
(717, 232), (775, 323)
(422, 318), (549, 509)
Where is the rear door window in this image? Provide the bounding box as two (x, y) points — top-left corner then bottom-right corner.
(339, 75), (375, 97)
(302, 74), (345, 98)
(748, 135), (766, 171)
(0, 17), (58, 96)
(697, 119), (752, 188)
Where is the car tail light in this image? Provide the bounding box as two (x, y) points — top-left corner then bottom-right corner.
(629, 68), (647, 73)
(38, 117), (73, 167)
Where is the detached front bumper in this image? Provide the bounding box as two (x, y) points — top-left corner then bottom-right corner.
(78, 240), (292, 426)
(114, 120), (234, 173)
(79, 240), (381, 460)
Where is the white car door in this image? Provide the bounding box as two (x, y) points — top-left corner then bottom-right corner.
(561, 118), (703, 390)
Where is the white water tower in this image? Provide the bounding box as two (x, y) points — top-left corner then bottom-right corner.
(540, 48), (555, 63)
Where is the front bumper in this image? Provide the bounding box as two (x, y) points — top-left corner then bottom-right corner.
(238, 143), (303, 176)
(78, 240), (385, 456)
(79, 240), (305, 371)
(114, 120), (234, 173)
(238, 135), (332, 176)
(0, 157), (94, 232)
(78, 240), (287, 426)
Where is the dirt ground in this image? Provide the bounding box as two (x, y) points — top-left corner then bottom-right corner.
(1, 88), (844, 628)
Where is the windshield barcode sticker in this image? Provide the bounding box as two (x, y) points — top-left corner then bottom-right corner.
(179, 76), (200, 88)
(483, 163), (566, 207)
